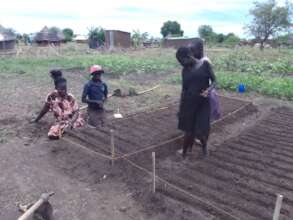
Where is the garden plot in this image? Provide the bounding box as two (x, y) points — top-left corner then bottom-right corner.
(63, 96), (293, 220)
(66, 95), (254, 158)
(125, 107), (293, 220)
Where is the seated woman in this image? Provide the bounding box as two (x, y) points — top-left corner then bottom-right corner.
(34, 78), (84, 139)
(49, 69), (63, 88)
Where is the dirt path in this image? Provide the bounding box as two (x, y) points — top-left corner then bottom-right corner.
(0, 126), (149, 220)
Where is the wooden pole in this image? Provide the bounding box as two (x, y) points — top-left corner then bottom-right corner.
(137, 85), (160, 95)
(110, 129), (115, 166)
(18, 192), (54, 220)
(152, 152), (156, 193)
(273, 194), (283, 220)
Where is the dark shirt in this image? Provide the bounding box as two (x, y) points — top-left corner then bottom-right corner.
(182, 59), (215, 97)
(82, 80), (108, 109)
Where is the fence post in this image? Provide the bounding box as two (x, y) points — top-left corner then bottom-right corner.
(273, 194), (283, 220)
(152, 152), (156, 193)
(110, 129), (115, 166)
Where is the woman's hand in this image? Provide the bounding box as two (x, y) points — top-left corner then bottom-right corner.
(200, 89), (209, 97)
(29, 118), (38, 123)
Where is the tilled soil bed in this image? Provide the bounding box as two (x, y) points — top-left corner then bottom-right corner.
(61, 95), (278, 220)
(124, 107), (293, 220)
(67, 96), (253, 157)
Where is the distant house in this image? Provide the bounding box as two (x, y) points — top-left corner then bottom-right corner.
(143, 41), (152, 48)
(34, 26), (62, 46)
(104, 30), (131, 48)
(73, 35), (88, 44)
(0, 25), (16, 51)
(162, 37), (198, 48)
(143, 39), (161, 48)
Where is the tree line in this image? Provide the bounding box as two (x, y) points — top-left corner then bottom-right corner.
(7, 0), (292, 49)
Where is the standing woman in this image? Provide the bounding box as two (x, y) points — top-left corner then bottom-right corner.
(176, 38), (216, 158)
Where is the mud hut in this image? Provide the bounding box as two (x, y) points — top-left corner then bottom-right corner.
(34, 26), (62, 46)
(0, 25), (16, 51)
(162, 37), (198, 49)
(73, 35), (88, 44)
(104, 30), (131, 48)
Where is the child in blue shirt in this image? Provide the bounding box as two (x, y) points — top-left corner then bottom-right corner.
(82, 65), (108, 127)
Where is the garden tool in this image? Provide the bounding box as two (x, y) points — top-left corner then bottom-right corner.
(18, 192), (54, 220)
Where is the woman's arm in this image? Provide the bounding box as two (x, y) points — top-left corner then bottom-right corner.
(34, 103), (50, 122)
(103, 83), (108, 100)
(178, 70), (186, 117)
(201, 61), (216, 97)
(207, 61), (216, 91)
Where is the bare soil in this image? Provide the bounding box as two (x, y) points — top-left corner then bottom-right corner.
(124, 107), (293, 220)
(56, 96), (266, 220)
(1, 66), (293, 220)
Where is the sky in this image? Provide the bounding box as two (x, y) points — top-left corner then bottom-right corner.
(0, 0), (288, 38)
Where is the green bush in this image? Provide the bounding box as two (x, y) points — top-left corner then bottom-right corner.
(167, 71), (293, 100)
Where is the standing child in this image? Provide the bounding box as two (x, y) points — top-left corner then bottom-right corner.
(176, 39), (216, 158)
(82, 65), (108, 127)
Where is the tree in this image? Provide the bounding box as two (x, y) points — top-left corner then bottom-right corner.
(161, 21), (183, 38)
(1, 27), (16, 36)
(216, 33), (225, 43)
(62, 28), (74, 42)
(49, 27), (61, 34)
(246, 0), (292, 50)
(276, 33), (293, 46)
(198, 25), (215, 42)
(131, 30), (149, 47)
(224, 33), (241, 45)
(22, 33), (30, 45)
(87, 27), (105, 49)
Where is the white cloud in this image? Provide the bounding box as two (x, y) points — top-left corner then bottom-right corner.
(0, 0), (287, 37)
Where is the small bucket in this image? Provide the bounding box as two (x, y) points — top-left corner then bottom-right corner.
(238, 83), (246, 93)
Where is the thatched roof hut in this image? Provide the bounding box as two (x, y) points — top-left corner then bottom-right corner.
(34, 26), (62, 46)
(0, 25), (16, 51)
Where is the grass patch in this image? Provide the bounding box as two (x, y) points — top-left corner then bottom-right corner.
(1, 47), (292, 100)
(208, 48), (293, 76)
(0, 54), (178, 77)
(167, 71), (293, 100)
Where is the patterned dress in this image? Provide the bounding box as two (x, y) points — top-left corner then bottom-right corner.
(46, 91), (84, 138)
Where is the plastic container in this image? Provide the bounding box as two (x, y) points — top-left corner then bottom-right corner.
(238, 83), (246, 93)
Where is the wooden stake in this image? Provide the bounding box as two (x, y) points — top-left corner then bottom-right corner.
(110, 129), (115, 166)
(152, 152), (156, 193)
(273, 194), (283, 220)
